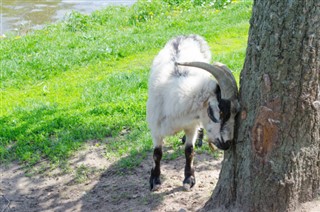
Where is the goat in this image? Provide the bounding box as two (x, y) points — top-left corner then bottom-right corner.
(146, 35), (240, 191)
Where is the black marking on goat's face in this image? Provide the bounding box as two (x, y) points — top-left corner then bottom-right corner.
(218, 99), (231, 126)
(214, 85), (231, 126)
(204, 85), (239, 151)
(217, 100), (239, 151)
(208, 99), (231, 128)
(207, 105), (219, 123)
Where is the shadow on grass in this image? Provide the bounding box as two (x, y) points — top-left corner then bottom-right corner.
(0, 101), (142, 163)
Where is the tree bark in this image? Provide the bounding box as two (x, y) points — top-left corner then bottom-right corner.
(204, 0), (320, 211)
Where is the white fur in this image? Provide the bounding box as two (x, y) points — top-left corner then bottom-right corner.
(147, 35), (221, 147)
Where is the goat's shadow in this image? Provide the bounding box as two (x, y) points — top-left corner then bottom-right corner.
(0, 145), (221, 212)
(79, 148), (222, 212)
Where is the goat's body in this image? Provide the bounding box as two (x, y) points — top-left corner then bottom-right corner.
(147, 75), (216, 138)
(147, 35), (220, 191)
(147, 35), (217, 143)
(147, 35), (240, 191)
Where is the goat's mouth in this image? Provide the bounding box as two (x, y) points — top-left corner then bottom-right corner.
(209, 138), (231, 151)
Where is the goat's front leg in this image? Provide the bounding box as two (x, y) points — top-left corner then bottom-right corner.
(150, 140), (163, 191)
(183, 128), (198, 190)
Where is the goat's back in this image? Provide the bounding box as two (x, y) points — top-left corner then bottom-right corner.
(150, 35), (211, 79)
(147, 35), (215, 135)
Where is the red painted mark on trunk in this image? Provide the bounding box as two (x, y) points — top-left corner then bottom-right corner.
(252, 98), (281, 158)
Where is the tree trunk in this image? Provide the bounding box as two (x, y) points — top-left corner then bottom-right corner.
(204, 0), (320, 211)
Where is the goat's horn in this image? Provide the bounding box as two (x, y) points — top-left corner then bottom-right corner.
(176, 62), (238, 100)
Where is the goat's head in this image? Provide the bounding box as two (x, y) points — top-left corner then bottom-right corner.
(176, 62), (240, 150)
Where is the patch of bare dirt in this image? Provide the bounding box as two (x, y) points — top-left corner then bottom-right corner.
(0, 142), (221, 212)
(1, 141), (320, 212)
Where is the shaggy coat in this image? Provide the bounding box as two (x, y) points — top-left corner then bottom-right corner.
(147, 35), (221, 146)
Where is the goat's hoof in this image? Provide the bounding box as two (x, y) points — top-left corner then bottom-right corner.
(150, 177), (161, 191)
(183, 176), (195, 191)
(151, 183), (161, 191)
(183, 183), (193, 191)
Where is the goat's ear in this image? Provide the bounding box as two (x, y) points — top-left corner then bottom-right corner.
(215, 85), (222, 102)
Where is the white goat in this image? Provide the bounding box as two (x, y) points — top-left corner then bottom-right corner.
(147, 35), (240, 191)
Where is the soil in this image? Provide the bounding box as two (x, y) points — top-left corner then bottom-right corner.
(1, 142), (320, 212)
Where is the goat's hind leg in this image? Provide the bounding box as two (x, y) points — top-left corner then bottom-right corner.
(181, 128), (204, 147)
(183, 128), (198, 190)
(150, 136), (163, 191)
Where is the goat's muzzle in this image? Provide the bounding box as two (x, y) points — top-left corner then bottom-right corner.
(210, 138), (231, 151)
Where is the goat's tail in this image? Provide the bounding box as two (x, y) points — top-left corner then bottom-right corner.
(169, 34), (211, 63)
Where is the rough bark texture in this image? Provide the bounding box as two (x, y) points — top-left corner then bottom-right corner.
(204, 0), (320, 211)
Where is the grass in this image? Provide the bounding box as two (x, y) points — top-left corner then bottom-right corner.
(0, 0), (252, 167)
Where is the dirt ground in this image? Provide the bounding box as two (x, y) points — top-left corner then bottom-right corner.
(1, 142), (320, 212)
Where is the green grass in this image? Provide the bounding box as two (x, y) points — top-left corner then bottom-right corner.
(0, 0), (252, 167)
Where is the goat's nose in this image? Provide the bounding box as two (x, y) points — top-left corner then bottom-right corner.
(214, 138), (231, 150)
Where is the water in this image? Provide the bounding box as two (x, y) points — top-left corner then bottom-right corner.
(0, 0), (136, 35)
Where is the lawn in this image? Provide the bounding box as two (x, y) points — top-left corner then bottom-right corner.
(0, 0), (252, 166)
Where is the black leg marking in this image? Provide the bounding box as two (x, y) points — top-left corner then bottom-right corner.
(181, 135), (186, 144)
(150, 147), (162, 191)
(196, 128), (204, 147)
(183, 145), (195, 190)
(182, 128), (204, 147)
